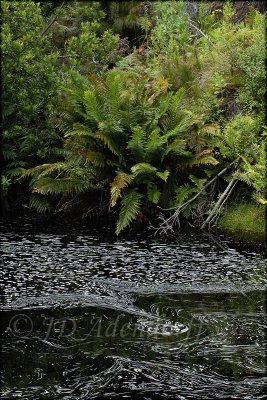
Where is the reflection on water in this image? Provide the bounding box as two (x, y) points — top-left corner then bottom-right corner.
(0, 222), (266, 399)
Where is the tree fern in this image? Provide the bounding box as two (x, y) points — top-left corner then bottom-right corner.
(116, 189), (142, 235)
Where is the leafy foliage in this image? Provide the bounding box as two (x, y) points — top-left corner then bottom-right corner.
(1, 0), (60, 180)
(115, 190), (142, 235)
(2, 0), (265, 234)
(26, 68), (220, 232)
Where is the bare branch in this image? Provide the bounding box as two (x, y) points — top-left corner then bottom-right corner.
(157, 157), (240, 234)
(187, 18), (217, 49)
(201, 178), (237, 229)
(40, 1), (65, 36)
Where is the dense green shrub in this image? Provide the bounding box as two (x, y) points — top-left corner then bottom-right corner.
(24, 70), (219, 234)
(2, 0), (60, 169)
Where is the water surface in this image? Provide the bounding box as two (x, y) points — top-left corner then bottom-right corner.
(1, 222), (266, 399)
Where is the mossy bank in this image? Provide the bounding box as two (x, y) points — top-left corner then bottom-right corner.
(218, 203), (265, 244)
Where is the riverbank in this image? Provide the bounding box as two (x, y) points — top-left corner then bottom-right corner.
(1, 202), (265, 251)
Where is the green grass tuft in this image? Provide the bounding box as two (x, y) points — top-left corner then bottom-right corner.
(218, 203), (266, 243)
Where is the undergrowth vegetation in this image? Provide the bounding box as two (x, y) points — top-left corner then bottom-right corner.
(2, 1), (266, 236)
(218, 203), (265, 243)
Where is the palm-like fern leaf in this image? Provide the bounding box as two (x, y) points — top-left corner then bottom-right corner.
(21, 163), (73, 179)
(110, 172), (132, 207)
(164, 138), (188, 157)
(29, 194), (52, 214)
(33, 177), (93, 195)
(64, 123), (95, 138)
(177, 151), (218, 169)
(95, 130), (121, 156)
(83, 90), (104, 122)
(131, 162), (157, 176)
(127, 126), (146, 161)
(116, 189), (142, 235)
(147, 183), (161, 204)
(156, 170), (170, 181)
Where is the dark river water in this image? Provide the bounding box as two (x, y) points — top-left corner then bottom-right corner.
(0, 222), (266, 399)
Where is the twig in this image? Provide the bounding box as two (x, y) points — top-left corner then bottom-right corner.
(157, 157), (240, 234)
(40, 1), (65, 36)
(200, 178), (237, 229)
(187, 19), (217, 49)
(165, 157), (240, 212)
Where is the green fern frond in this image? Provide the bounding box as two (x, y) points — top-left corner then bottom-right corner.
(147, 182), (161, 204)
(233, 170), (253, 186)
(56, 112), (76, 135)
(156, 170), (170, 182)
(169, 87), (185, 113)
(131, 162), (157, 176)
(83, 90), (104, 122)
(116, 189), (142, 235)
(189, 174), (207, 189)
(6, 167), (26, 178)
(33, 177), (93, 195)
(178, 152), (218, 169)
(150, 92), (173, 126)
(65, 123), (95, 138)
(189, 154), (219, 167)
(172, 184), (196, 207)
(21, 163), (72, 179)
(29, 194), (52, 214)
(78, 150), (107, 167)
(2, 145), (17, 161)
(127, 126), (146, 160)
(201, 123), (221, 134)
(110, 172), (133, 207)
(164, 138), (187, 157)
(105, 72), (122, 115)
(164, 114), (191, 142)
(95, 131), (120, 156)
(146, 128), (162, 155)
